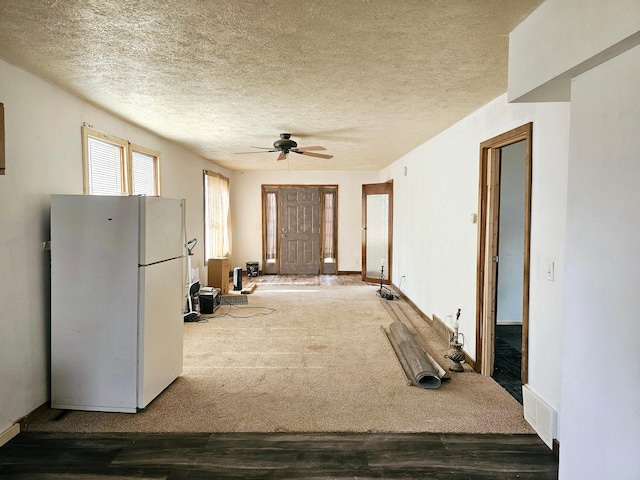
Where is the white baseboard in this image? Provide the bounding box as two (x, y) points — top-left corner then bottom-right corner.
(0, 423), (20, 447)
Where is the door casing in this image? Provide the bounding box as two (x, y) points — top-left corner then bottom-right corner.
(362, 181), (393, 284)
(262, 184), (338, 275)
(476, 123), (532, 384)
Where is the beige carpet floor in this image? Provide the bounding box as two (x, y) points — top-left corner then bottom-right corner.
(26, 283), (533, 434)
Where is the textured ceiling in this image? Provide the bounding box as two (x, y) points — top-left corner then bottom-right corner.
(0, 0), (542, 171)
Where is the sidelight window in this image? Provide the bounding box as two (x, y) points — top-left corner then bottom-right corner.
(322, 187), (337, 265)
(265, 192), (278, 263)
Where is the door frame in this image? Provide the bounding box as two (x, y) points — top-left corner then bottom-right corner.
(261, 184), (338, 275)
(475, 123), (532, 383)
(361, 181), (393, 284)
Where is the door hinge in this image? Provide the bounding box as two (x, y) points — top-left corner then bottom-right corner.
(493, 255), (499, 263)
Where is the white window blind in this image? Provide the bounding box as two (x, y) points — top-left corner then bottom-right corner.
(87, 137), (123, 195)
(132, 150), (157, 195)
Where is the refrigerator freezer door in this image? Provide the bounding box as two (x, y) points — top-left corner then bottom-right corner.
(139, 197), (184, 265)
(51, 195), (140, 413)
(138, 257), (184, 408)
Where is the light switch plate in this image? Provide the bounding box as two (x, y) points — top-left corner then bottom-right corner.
(546, 261), (554, 281)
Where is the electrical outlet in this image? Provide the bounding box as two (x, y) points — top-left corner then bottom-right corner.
(355, 257), (360, 265)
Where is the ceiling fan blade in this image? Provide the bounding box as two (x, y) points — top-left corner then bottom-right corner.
(234, 150), (276, 154)
(295, 146), (327, 152)
(295, 150), (334, 159)
(277, 152), (287, 161)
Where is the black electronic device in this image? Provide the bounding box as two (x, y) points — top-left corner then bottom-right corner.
(199, 287), (221, 314)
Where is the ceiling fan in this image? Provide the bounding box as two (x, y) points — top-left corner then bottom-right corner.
(236, 133), (333, 161)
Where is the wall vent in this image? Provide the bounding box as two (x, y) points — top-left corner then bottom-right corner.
(523, 384), (557, 449)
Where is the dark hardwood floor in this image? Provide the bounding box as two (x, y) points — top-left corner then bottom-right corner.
(0, 432), (558, 479)
(493, 325), (523, 404)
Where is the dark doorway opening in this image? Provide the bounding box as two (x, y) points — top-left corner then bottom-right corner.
(493, 324), (523, 404)
(476, 122), (532, 404)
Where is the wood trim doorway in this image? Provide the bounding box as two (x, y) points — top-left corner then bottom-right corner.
(361, 181), (393, 284)
(261, 185), (338, 275)
(476, 123), (532, 385)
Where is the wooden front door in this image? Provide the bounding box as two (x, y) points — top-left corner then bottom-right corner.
(279, 186), (321, 274)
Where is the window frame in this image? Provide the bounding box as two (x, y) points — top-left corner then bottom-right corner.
(129, 143), (161, 196)
(1, 103), (5, 175)
(321, 186), (338, 270)
(262, 186), (280, 275)
(82, 125), (161, 196)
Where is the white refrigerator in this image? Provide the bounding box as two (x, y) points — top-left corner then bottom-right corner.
(50, 194), (185, 413)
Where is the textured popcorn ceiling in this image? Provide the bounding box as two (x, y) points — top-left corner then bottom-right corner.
(0, 1), (541, 171)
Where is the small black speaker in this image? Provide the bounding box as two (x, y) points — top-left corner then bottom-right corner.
(233, 267), (242, 291)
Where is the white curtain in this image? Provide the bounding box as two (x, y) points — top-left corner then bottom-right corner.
(204, 171), (231, 260)
(265, 192), (277, 260)
(323, 192), (335, 259)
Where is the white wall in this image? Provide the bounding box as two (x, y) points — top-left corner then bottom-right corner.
(559, 43), (640, 480)
(0, 58), (227, 435)
(509, 2), (640, 476)
(380, 97), (569, 416)
(508, 0), (640, 102)
(229, 170), (380, 273)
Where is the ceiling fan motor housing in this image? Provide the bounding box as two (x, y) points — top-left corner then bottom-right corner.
(274, 133), (297, 153)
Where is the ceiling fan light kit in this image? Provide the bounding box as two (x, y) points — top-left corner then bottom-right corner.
(236, 133), (334, 161)
(273, 133), (297, 154)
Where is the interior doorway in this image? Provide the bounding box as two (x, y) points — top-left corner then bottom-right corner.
(362, 181), (393, 284)
(476, 123), (532, 401)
